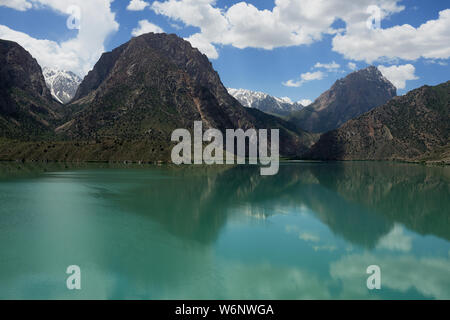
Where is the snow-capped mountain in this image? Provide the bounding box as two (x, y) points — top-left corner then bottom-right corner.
(43, 67), (82, 104)
(228, 88), (304, 117)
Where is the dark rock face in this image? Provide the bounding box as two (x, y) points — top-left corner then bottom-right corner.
(64, 33), (316, 158)
(72, 42), (128, 102)
(290, 66), (397, 133)
(0, 39), (61, 139)
(308, 81), (450, 162)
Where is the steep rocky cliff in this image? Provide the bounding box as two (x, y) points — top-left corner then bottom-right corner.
(61, 33), (316, 159)
(308, 81), (450, 163)
(0, 39), (61, 139)
(290, 66), (396, 133)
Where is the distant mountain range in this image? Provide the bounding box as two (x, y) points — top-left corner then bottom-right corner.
(289, 66), (397, 133)
(0, 34), (448, 164)
(228, 88), (304, 117)
(43, 67), (81, 104)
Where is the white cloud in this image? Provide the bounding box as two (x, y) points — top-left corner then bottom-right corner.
(151, 0), (450, 64)
(314, 61), (340, 71)
(283, 71), (325, 88)
(131, 20), (164, 37)
(301, 71), (325, 81)
(333, 9), (450, 63)
(151, 0), (407, 60)
(170, 23), (183, 30)
(126, 0), (149, 11)
(152, 0), (228, 37)
(0, 0), (32, 11)
(222, 2), (313, 49)
(185, 33), (218, 59)
(348, 62), (357, 70)
(299, 99), (312, 106)
(425, 59), (448, 66)
(282, 80), (302, 88)
(378, 64), (419, 89)
(0, 0), (119, 76)
(283, 61), (339, 88)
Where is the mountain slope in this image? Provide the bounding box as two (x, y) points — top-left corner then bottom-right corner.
(60, 33), (316, 160)
(228, 88), (304, 117)
(0, 39), (61, 140)
(308, 81), (450, 163)
(290, 66), (397, 133)
(43, 67), (81, 104)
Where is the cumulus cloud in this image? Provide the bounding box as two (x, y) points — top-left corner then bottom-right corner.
(314, 61), (340, 71)
(348, 62), (357, 70)
(378, 64), (419, 89)
(282, 80), (302, 88)
(333, 9), (450, 63)
(283, 71), (325, 88)
(150, 0), (405, 59)
(185, 33), (218, 59)
(131, 20), (164, 37)
(126, 0), (149, 11)
(283, 61), (341, 88)
(150, 0), (450, 64)
(0, 0), (32, 11)
(425, 59), (448, 66)
(302, 71), (325, 81)
(0, 0), (119, 76)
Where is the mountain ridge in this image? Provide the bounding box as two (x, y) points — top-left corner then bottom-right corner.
(228, 88), (304, 117)
(307, 81), (450, 163)
(43, 67), (81, 104)
(0, 36), (448, 165)
(0, 39), (61, 140)
(290, 66), (397, 133)
(56, 33), (317, 160)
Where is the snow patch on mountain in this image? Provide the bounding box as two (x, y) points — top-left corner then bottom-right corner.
(43, 67), (82, 104)
(228, 88), (305, 117)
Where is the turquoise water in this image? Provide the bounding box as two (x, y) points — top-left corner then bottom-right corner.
(0, 162), (449, 300)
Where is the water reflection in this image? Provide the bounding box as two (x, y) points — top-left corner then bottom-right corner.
(81, 162), (449, 247)
(0, 162), (448, 299)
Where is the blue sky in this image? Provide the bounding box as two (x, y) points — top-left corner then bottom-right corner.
(0, 0), (449, 104)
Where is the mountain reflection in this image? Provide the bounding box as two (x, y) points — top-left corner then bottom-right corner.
(45, 161), (448, 248)
(1, 162), (448, 247)
(0, 161), (449, 299)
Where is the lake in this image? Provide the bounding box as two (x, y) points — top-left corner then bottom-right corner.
(0, 162), (449, 300)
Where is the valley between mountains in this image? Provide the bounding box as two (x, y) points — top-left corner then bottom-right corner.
(0, 33), (448, 164)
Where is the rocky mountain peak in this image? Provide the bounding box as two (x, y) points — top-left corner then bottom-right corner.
(228, 88), (304, 117)
(0, 39), (61, 138)
(307, 81), (450, 162)
(289, 66), (397, 133)
(0, 39), (51, 102)
(62, 32), (316, 158)
(73, 33), (228, 104)
(43, 67), (81, 104)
